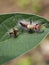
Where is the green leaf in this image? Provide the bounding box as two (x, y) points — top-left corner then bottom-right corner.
(0, 13), (49, 65)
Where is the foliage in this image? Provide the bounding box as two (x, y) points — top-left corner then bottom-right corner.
(0, 13), (49, 65)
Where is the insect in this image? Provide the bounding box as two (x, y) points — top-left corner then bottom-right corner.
(20, 19), (44, 33)
(9, 28), (19, 38)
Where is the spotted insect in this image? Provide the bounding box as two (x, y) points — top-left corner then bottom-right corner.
(20, 19), (44, 33)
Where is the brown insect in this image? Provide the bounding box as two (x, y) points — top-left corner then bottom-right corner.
(9, 28), (19, 38)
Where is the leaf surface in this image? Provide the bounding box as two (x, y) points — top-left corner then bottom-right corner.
(0, 13), (49, 65)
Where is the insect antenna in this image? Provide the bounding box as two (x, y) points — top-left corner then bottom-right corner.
(30, 19), (32, 24)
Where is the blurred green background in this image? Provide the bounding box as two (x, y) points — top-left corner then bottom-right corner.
(0, 0), (49, 65)
(0, 0), (49, 20)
